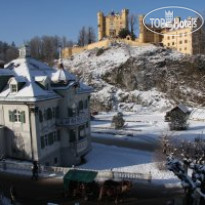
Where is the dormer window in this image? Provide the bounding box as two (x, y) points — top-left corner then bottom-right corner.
(11, 84), (18, 93)
(35, 76), (50, 90)
(8, 76), (26, 93)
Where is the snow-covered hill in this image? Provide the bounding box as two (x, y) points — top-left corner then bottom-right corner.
(63, 43), (205, 113)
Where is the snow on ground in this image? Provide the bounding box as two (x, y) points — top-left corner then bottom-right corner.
(80, 143), (153, 170)
(79, 143), (179, 185)
(91, 111), (205, 143)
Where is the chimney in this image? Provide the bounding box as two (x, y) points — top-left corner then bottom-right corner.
(19, 44), (31, 58)
(0, 60), (4, 69)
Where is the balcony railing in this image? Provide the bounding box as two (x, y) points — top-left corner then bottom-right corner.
(57, 111), (90, 126)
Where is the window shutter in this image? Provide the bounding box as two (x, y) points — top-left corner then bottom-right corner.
(9, 111), (15, 122)
(20, 111), (26, 123)
(9, 111), (12, 122)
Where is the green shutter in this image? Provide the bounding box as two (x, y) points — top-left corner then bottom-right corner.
(20, 111), (26, 123)
(9, 110), (15, 122)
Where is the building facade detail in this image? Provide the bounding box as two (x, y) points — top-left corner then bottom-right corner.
(0, 46), (92, 167)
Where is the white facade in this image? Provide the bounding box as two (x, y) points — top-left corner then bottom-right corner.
(0, 47), (92, 166)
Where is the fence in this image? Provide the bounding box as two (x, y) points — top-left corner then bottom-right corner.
(0, 160), (151, 182)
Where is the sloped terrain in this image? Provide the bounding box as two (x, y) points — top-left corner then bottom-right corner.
(63, 43), (205, 112)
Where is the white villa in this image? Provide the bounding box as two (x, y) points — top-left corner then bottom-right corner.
(0, 45), (92, 167)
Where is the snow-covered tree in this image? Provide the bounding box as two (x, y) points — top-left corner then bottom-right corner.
(112, 112), (125, 129)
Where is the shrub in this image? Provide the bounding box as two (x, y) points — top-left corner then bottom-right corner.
(112, 112), (125, 129)
(96, 48), (104, 56)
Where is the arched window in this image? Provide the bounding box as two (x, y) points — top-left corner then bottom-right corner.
(79, 100), (83, 111)
(39, 110), (43, 123)
(47, 108), (52, 120)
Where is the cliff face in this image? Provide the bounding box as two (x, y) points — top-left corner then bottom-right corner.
(63, 43), (205, 113)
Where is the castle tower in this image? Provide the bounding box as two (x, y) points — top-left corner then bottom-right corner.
(121, 9), (129, 30)
(97, 9), (129, 41)
(98, 11), (105, 41)
(138, 15), (146, 43)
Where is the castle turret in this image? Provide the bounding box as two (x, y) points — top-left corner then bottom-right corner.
(138, 15), (146, 43)
(121, 9), (129, 29)
(98, 11), (104, 41)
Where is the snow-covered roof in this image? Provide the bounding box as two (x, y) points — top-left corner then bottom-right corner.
(51, 67), (75, 82)
(0, 56), (91, 102)
(169, 104), (190, 114)
(0, 69), (14, 76)
(177, 104), (190, 114)
(9, 76), (27, 84)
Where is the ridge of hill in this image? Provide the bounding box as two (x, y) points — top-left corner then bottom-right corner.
(63, 43), (205, 113)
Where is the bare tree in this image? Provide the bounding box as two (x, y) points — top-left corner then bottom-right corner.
(29, 37), (42, 60)
(78, 26), (87, 46)
(87, 27), (96, 44)
(128, 14), (138, 38)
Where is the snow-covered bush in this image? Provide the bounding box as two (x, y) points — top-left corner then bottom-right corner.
(112, 112), (125, 129)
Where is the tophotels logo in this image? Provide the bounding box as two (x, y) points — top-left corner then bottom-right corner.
(143, 6), (204, 36)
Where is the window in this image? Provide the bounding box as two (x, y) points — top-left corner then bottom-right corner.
(39, 110), (43, 123)
(48, 133), (54, 145)
(79, 100), (84, 111)
(11, 84), (18, 93)
(172, 36), (174, 39)
(86, 122), (89, 128)
(78, 125), (85, 140)
(184, 40), (188, 43)
(44, 135), (48, 146)
(55, 107), (59, 118)
(172, 42), (175, 46)
(41, 136), (45, 149)
(184, 47), (187, 51)
(179, 41), (182, 44)
(57, 130), (61, 141)
(84, 99), (88, 109)
(47, 108), (52, 120)
(53, 131), (57, 142)
(52, 108), (56, 118)
(168, 36), (170, 40)
(69, 130), (76, 142)
(54, 158), (58, 164)
(9, 110), (25, 123)
(68, 108), (74, 117)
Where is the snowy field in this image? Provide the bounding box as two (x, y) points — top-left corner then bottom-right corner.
(91, 111), (205, 143)
(79, 143), (179, 185)
(81, 111), (205, 185)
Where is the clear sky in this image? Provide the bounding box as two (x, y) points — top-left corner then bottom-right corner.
(1, 0), (205, 46)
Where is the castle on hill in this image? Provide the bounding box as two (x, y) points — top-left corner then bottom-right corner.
(62, 9), (205, 58)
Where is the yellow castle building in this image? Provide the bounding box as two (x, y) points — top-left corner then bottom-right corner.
(97, 9), (129, 41)
(62, 9), (205, 58)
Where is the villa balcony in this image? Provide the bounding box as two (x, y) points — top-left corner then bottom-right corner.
(57, 112), (90, 127)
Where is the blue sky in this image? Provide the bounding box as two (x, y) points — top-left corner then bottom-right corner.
(1, 0), (205, 46)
